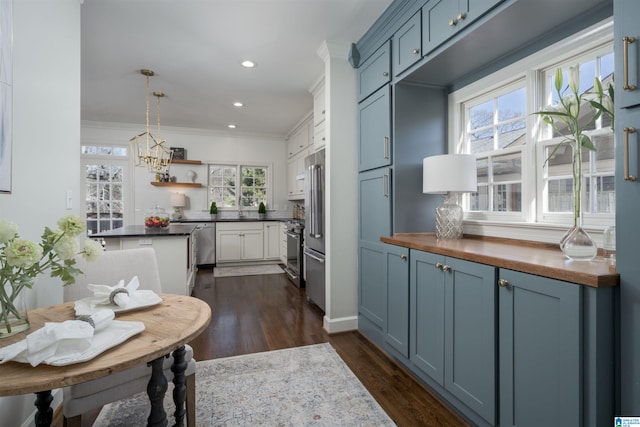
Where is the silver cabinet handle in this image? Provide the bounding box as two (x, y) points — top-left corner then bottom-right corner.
(624, 127), (637, 181)
(383, 136), (389, 159)
(457, 12), (466, 21)
(383, 173), (389, 198)
(435, 262), (443, 270)
(400, 254), (407, 261)
(498, 279), (509, 287)
(449, 18), (457, 26)
(623, 36), (637, 91)
(442, 265), (451, 272)
(412, 48), (420, 55)
(383, 71), (389, 77)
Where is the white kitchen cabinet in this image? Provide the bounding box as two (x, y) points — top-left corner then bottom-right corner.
(287, 116), (312, 158)
(311, 78), (326, 152)
(103, 233), (195, 296)
(279, 222), (287, 264)
(264, 222), (281, 260)
(216, 221), (286, 263)
(287, 148), (307, 199)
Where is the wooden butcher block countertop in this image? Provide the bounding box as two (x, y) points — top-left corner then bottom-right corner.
(381, 233), (619, 288)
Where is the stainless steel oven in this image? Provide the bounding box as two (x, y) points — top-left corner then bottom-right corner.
(284, 220), (304, 288)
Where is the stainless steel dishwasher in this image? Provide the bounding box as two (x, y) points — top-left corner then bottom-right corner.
(194, 222), (216, 267)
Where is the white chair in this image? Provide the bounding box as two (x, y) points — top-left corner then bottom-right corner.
(62, 247), (197, 427)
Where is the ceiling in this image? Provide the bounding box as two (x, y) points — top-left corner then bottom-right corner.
(80, 0), (393, 138)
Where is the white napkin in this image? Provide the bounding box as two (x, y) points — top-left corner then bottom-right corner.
(0, 309), (115, 366)
(87, 276), (141, 309)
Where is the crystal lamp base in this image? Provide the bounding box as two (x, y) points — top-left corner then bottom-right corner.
(435, 194), (464, 240)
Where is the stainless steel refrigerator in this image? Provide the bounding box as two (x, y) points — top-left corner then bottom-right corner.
(304, 148), (325, 312)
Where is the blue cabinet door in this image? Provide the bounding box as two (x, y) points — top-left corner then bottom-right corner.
(444, 256), (496, 425)
(499, 269), (582, 427)
(615, 0), (640, 413)
(359, 241), (387, 328)
(422, 0), (460, 55)
(392, 11), (422, 77)
(385, 245), (410, 357)
(411, 250), (446, 385)
(615, 0), (640, 109)
(359, 85), (391, 172)
(358, 41), (391, 102)
(358, 167), (392, 242)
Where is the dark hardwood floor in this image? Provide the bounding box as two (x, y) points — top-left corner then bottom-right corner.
(190, 267), (470, 427)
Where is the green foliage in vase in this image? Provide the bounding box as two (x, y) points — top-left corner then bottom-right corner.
(210, 202), (218, 214)
(258, 202), (266, 214)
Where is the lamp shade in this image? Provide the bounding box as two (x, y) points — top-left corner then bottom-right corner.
(170, 192), (186, 207)
(423, 154), (478, 194)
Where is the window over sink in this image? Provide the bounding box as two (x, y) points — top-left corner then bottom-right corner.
(207, 163), (271, 210)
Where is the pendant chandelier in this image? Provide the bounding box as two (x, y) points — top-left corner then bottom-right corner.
(129, 69), (172, 174)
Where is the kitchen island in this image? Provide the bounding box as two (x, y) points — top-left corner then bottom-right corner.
(94, 224), (197, 295)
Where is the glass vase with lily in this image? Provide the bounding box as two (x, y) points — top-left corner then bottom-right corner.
(535, 66), (614, 261)
(0, 215), (103, 337)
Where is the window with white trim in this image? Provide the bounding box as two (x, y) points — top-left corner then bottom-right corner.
(81, 145), (129, 235)
(207, 164), (270, 209)
(451, 19), (614, 231)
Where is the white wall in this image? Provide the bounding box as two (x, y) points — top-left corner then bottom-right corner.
(318, 41), (359, 333)
(0, 0), (81, 425)
(82, 122), (290, 224)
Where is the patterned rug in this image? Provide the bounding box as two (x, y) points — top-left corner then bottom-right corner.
(93, 343), (395, 426)
(213, 264), (285, 278)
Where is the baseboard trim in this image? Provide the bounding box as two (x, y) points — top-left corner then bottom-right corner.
(323, 315), (358, 334)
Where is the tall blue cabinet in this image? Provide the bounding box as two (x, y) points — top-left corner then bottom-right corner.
(355, 0), (618, 425)
(614, 0), (640, 415)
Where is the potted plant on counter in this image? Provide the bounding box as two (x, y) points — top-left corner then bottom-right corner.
(258, 202), (266, 220)
(209, 201), (218, 220)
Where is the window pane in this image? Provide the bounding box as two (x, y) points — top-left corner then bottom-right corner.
(548, 178), (574, 213)
(492, 153), (521, 183)
(476, 159), (489, 184)
(471, 186), (489, 211)
(497, 87), (526, 121)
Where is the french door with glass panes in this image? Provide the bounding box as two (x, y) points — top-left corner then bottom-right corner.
(81, 146), (131, 235)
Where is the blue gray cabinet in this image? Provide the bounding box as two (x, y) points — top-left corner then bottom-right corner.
(615, 0), (640, 414)
(385, 245), (410, 357)
(358, 167), (393, 332)
(411, 250), (497, 425)
(498, 269), (581, 427)
(358, 85), (391, 172)
(422, 0), (503, 56)
(392, 11), (422, 77)
(358, 167), (392, 242)
(357, 41), (391, 102)
(358, 241), (409, 352)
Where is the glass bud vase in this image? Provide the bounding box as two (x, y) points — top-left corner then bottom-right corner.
(0, 283), (30, 338)
(559, 215), (597, 261)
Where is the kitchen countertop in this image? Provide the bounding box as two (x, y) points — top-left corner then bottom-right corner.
(381, 233), (619, 288)
(171, 217), (294, 223)
(93, 224), (197, 238)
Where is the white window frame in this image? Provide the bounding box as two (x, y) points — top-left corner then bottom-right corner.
(448, 18), (614, 244)
(80, 142), (133, 234)
(207, 162), (272, 211)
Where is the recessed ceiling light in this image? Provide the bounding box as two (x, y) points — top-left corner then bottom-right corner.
(233, 102), (244, 107)
(228, 124), (237, 129)
(241, 60), (255, 68)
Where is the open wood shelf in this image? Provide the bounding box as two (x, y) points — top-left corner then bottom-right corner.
(171, 159), (202, 165)
(150, 182), (203, 187)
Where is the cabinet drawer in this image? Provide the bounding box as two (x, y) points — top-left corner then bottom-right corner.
(216, 221), (265, 231)
(358, 41), (391, 102)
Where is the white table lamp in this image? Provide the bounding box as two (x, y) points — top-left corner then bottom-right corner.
(423, 154), (477, 239)
(170, 192), (186, 220)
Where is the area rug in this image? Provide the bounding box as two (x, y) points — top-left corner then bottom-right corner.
(93, 343), (395, 426)
(213, 264), (285, 278)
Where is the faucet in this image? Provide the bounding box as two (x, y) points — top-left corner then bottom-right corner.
(238, 207), (244, 218)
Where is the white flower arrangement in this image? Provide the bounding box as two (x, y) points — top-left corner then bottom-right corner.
(0, 215), (103, 333)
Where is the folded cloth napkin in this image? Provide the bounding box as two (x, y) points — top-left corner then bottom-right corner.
(87, 276), (141, 309)
(0, 308), (115, 366)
